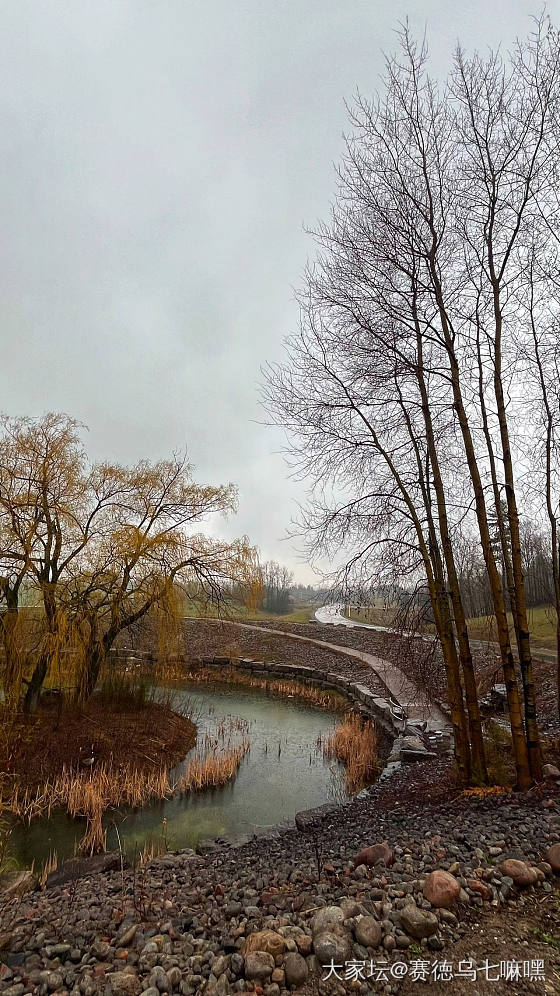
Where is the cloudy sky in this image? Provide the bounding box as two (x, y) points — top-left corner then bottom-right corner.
(0, 0), (554, 582)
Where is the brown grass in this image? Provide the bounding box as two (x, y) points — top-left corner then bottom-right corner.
(176, 740), (250, 792)
(324, 714), (379, 793)
(6, 736), (250, 856)
(183, 665), (347, 712)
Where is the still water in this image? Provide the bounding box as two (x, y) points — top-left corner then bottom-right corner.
(9, 680), (349, 868)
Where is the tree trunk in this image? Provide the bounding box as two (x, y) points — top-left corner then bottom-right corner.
(415, 325), (487, 783)
(492, 295), (542, 781)
(24, 653), (50, 713)
(430, 273), (532, 789)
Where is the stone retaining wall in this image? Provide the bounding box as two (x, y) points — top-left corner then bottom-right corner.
(194, 654), (405, 741)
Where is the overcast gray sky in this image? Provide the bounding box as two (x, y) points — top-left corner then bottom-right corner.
(0, 0), (555, 582)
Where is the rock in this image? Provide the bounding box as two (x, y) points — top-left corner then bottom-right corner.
(354, 917), (382, 949)
(117, 924), (138, 948)
(230, 953), (245, 977)
(167, 967), (182, 989)
(427, 934), (445, 951)
(467, 878), (491, 901)
(311, 906), (345, 935)
(243, 930), (286, 958)
(148, 967), (169, 993)
(313, 930), (352, 966)
(423, 870), (461, 908)
(295, 935), (313, 956)
(46, 851), (128, 889)
(354, 843), (394, 868)
(244, 951), (275, 980)
(294, 804), (338, 832)
(225, 901), (243, 917)
(0, 870), (37, 899)
(0, 931), (12, 952)
(399, 906), (439, 940)
(499, 859), (538, 887)
(39, 970), (64, 991)
(284, 952), (309, 987)
(92, 939), (112, 959)
(107, 972), (142, 996)
(545, 844), (560, 873)
(543, 764), (560, 781)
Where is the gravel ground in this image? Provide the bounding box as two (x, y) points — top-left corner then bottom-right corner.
(180, 621), (389, 701)
(2, 760), (560, 996)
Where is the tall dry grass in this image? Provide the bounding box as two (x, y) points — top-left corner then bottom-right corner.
(183, 666), (347, 712)
(176, 739), (249, 792)
(6, 735), (250, 856)
(324, 714), (379, 793)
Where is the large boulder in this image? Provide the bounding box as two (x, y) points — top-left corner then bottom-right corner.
(311, 906), (345, 935)
(354, 842), (394, 868)
(354, 916), (382, 949)
(545, 845), (560, 873)
(313, 929), (353, 966)
(244, 951), (275, 981)
(422, 870), (461, 908)
(243, 930), (286, 958)
(284, 952), (309, 988)
(400, 905), (439, 940)
(499, 859), (538, 887)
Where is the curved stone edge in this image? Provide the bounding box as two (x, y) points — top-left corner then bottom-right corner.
(195, 655), (402, 738)
(186, 655), (450, 844)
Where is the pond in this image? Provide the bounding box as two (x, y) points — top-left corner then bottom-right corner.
(8, 678), (352, 869)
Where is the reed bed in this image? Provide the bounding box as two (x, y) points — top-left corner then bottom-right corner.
(324, 714), (379, 794)
(176, 739), (250, 792)
(184, 666), (347, 712)
(6, 737), (251, 856)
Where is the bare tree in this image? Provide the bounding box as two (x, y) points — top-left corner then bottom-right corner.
(265, 17), (560, 788)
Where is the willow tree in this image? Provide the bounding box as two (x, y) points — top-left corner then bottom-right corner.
(0, 413), (258, 709)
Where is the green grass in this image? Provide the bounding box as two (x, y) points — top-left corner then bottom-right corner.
(531, 928), (560, 951)
(467, 604), (558, 650)
(183, 601), (316, 625)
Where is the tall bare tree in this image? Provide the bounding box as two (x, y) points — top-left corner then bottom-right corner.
(265, 16), (560, 787)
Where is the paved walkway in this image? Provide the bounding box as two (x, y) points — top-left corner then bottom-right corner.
(224, 618), (451, 732)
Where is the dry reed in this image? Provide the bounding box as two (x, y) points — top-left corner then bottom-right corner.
(176, 739), (249, 792)
(183, 666), (347, 712)
(324, 714), (379, 793)
(6, 737), (250, 855)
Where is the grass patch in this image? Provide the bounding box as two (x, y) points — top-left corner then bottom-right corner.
(323, 714), (380, 793)
(467, 604), (558, 650)
(531, 927), (560, 951)
(182, 601), (316, 625)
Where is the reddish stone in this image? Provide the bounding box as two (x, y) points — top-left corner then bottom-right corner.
(499, 859), (538, 886)
(545, 844), (560, 873)
(423, 870), (461, 908)
(467, 879), (491, 901)
(354, 843), (394, 868)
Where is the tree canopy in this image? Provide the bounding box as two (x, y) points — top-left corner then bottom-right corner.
(0, 412), (258, 708)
